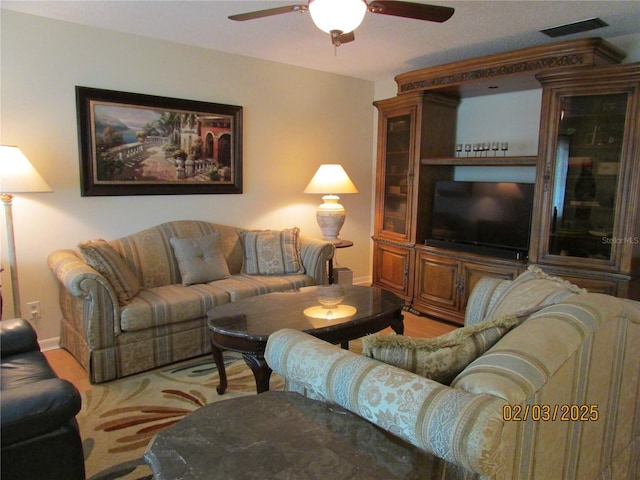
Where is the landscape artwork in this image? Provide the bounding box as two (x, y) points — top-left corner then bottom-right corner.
(76, 87), (243, 196)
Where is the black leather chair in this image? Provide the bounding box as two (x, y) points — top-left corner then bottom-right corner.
(1, 318), (85, 480)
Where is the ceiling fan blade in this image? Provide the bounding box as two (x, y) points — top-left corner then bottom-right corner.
(339, 31), (356, 44)
(368, 1), (455, 23)
(229, 4), (307, 22)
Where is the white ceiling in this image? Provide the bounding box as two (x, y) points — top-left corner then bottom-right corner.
(3, 1), (640, 82)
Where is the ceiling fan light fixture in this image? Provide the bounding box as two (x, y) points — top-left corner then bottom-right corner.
(309, 0), (367, 34)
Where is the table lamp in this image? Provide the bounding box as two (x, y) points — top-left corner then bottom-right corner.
(304, 164), (358, 243)
(0, 146), (52, 317)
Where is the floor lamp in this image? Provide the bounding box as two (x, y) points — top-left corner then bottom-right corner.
(0, 146), (52, 318)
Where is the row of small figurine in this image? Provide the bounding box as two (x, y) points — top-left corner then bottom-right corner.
(455, 142), (509, 157)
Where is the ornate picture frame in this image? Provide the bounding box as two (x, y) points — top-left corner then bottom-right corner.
(76, 86), (243, 196)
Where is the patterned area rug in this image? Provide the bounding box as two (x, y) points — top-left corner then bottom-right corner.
(78, 354), (284, 480)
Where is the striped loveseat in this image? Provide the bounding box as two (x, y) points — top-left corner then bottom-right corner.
(265, 269), (640, 479)
(48, 221), (334, 383)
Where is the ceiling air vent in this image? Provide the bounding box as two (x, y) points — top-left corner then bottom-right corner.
(540, 17), (608, 38)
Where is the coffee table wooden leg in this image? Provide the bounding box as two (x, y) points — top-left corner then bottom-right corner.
(390, 310), (405, 335)
(242, 354), (272, 394)
(328, 259), (335, 284)
(210, 343), (228, 395)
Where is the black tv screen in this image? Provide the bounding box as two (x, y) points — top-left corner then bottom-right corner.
(428, 181), (535, 255)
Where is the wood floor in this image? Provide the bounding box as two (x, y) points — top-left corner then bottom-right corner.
(43, 349), (93, 393)
(44, 311), (457, 392)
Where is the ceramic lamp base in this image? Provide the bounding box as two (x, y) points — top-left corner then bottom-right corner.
(316, 194), (345, 242)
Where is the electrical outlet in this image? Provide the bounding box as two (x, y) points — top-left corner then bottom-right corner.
(27, 301), (41, 322)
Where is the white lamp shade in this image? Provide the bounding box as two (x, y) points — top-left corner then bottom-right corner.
(0, 146), (52, 194)
(309, 0), (367, 34)
(304, 164), (359, 195)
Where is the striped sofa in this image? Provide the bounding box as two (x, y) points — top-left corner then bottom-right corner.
(265, 272), (640, 479)
(48, 221), (334, 383)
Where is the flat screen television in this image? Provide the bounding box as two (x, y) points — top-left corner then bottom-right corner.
(426, 180), (535, 259)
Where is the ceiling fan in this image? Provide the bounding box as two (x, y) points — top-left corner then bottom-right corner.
(229, 0), (455, 47)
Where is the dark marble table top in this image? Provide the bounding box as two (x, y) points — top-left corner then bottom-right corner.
(144, 391), (449, 479)
(207, 285), (405, 341)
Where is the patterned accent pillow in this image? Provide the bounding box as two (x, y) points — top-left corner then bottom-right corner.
(362, 314), (518, 384)
(169, 233), (231, 286)
(242, 227), (305, 275)
(78, 239), (141, 305)
(484, 265), (586, 320)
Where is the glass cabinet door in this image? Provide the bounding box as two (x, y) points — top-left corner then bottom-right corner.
(379, 113), (414, 239)
(547, 92), (627, 262)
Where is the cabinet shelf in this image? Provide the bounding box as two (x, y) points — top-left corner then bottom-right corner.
(421, 155), (537, 166)
(565, 199), (614, 207)
(570, 143), (622, 150)
(564, 112), (625, 119)
(564, 174), (618, 180)
(550, 232), (611, 241)
(387, 150), (410, 156)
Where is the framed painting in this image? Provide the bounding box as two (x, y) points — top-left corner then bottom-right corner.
(76, 86), (243, 196)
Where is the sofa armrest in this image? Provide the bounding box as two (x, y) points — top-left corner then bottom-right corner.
(0, 318), (39, 358)
(299, 236), (335, 284)
(48, 249), (115, 300)
(47, 249), (122, 344)
(265, 329), (507, 476)
(0, 378), (82, 446)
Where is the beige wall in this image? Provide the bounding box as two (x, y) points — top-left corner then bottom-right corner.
(0, 10), (375, 341)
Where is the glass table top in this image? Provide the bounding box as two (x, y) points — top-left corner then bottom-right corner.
(207, 285), (404, 340)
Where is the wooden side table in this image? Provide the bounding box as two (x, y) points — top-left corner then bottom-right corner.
(328, 240), (353, 284)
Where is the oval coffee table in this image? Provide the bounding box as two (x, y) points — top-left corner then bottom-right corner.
(207, 285), (404, 394)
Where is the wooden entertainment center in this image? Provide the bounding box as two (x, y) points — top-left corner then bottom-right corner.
(372, 38), (640, 324)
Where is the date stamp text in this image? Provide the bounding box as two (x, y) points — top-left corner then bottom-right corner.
(503, 404), (599, 422)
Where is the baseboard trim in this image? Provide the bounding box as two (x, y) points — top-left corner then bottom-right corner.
(39, 336), (61, 351)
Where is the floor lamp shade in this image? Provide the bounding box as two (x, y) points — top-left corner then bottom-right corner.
(0, 146), (52, 193)
(0, 146), (52, 317)
(304, 164), (358, 242)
